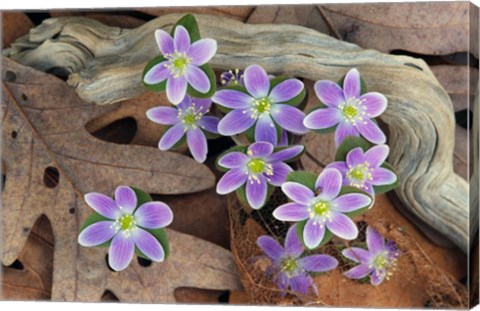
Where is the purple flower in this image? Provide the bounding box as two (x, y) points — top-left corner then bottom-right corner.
(220, 68), (244, 87)
(144, 26), (217, 104)
(216, 142), (304, 209)
(78, 186), (173, 271)
(256, 224), (338, 296)
(342, 226), (400, 286)
(327, 145), (397, 198)
(147, 95), (219, 163)
(304, 68), (387, 146)
(213, 65), (308, 145)
(273, 168), (372, 249)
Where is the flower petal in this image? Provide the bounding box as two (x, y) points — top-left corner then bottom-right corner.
(346, 147), (365, 167)
(155, 29), (174, 55)
(256, 235), (284, 261)
(366, 226), (385, 254)
(325, 161), (349, 176)
(281, 182), (315, 204)
(192, 98), (212, 114)
(189, 38), (217, 65)
(303, 219), (326, 249)
(355, 118), (386, 145)
(342, 247), (372, 263)
(115, 186), (137, 215)
(303, 108), (342, 130)
(327, 212), (358, 240)
(273, 202), (309, 221)
(166, 76), (188, 105)
(271, 104), (308, 134)
(278, 129), (288, 146)
(218, 152), (248, 169)
(360, 92), (387, 118)
(244, 65), (270, 99)
(246, 175), (268, 209)
(298, 254), (338, 272)
(144, 61), (170, 85)
(132, 228), (165, 262)
(332, 193), (371, 213)
(187, 128), (208, 163)
(135, 201), (173, 229)
(146, 106), (179, 125)
(212, 90), (253, 109)
(185, 65), (210, 93)
(315, 168), (342, 201)
(371, 269), (386, 286)
(364, 145), (390, 168)
(218, 109), (256, 136)
(84, 193), (121, 219)
(216, 168), (248, 194)
(198, 116), (219, 134)
(335, 121), (360, 146)
(343, 68), (361, 99)
(255, 114), (277, 145)
(371, 167), (397, 185)
(158, 123), (185, 150)
(267, 145), (304, 163)
(108, 233), (135, 271)
(269, 79), (304, 103)
(78, 221), (117, 247)
(173, 25), (190, 53)
(314, 80), (345, 107)
(248, 141), (274, 157)
(177, 95), (192, 110)
(268, 162), (293, 186)
(344, 264), (372, 280)
(285, 224), (304, 258)
(289, 274), (313, 295)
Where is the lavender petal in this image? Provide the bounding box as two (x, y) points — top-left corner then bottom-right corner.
(143, 61), (170, 85)
(244, 65), (270, 99)
(266, 145), (304, 163)
(343, 68), (361, 99)
(268, 162), (293, 186)
(303, 108), (342, 130)
(355, 118), (387, 145)
(342, 247), (372, 263)
(285, 224), (304, 258)
(132, 228), (165, 262)
(146, 106), (179, 125)
(187, 128), (208, 163)
(108, 233), (135, 271)
(371, 269), (386, 286)
(246, 175), (268, 209)
(218, 152), (248, 169)
(346, 147), (365, 167)
(281, 182), (315, 204)
(327, 212), (358, 240)
(135, 201), (174, 229)
(115, 186), (137, 215)
(332, 193), (371, 213)
(314, 80), (345, 107)
(247, 141), (274, 157)
(218, 109), (256, 136)
(335, 121), (360, 146)
(269, 79), (304, 103)
(325, 161), (349, 177)
(78, 221), (117, 247)
(216, 168), (248, 194)
(166, 76), (188, 105)
(255, 114), (278, 145)
(212, 90), (253, 109)
(185, 65), (210, 93)
(256, 235), (284, 261)
(303, 219), (326, 249)
(298, 254), (338, 272)
(188, 38), (217, 66)
(366, 226), (385, 254)
(158, 123), (185, 150)
(344, 264), (372, 280)
(154, 29), (174, 55)
(272, 202), (310, 221)
(360, 92), (387, 118)
(289, 274), (313, 295)
(84, 193), (121, 219)
(173, 25), (190, 53)
(198, 116), (219, 134)
(271, 104), (308, 135)
(315, 168), (342, 201)
(371, 167), (397, 185)
(364, 145), (390, 168)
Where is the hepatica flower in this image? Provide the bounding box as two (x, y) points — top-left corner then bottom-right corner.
(216, 142), (304, 209)
(78, 186), (173, 271)
(343, 226), (400, 286)
(220, 68), (244, 87)
(213, 65), (308, 145)
(147, 95), (219, 163)
(304, 68), (387, 146)
(273, 168), (372, 249)
(257, 224), (338, 296)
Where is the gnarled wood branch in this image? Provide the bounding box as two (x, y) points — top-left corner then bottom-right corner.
(3, 14), (470, 252)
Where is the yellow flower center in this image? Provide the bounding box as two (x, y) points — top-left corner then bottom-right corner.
(165, 51), (192, 78)
(346, 162), (373, 190)
(173, 57), (188, 70)
(248, 158), (265, 174)
(313, 201), (330, 216)
(282, 258), (298, 272)
(253, 98), (271, 113)
(184, 114), (197, 125)
(343, 105), (358, 118)
(373, 254), (388, 270)
(119, 214), (135, 231)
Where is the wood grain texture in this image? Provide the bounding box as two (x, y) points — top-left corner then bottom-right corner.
(2, 14), (470, 253)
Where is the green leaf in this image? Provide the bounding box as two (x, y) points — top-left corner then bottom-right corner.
(285, 171), (318, 191)
(142, 55), (168, 92)
(334, 136), (373, 161)
(295, 220), (333, 250)
(172, 14), (201, 42)
(337, 186), (373, 218)
(215, 145), (247, 172)
(372, 162), (400, 194)
(186, 64), (217, 99)
(131, 187), (153, 208)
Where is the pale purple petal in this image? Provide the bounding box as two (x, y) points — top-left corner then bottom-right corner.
(187, 128), (208, 163)
(332, 193), (371, 213)
(371, 270), (386, 286)
(154, 29), (174, 55)
(273, 202), (309, 221)
(274, 273), (288, 292)
(314, 80), (345, 107)
(84, 193), (121, 219)
(166, 76), (188, 105)
(289, 274), (313, 295)
(146, 106), (179, 125)
(198, 116), (219, 134)
(366, 226), (385, 254)
(269, 79), (304, 103)
(248, 141), (274, 157)
(270, 104), (308, 134)
(298, 254), (338, 272)
(108, 233), (135, 271)
(244, 65), (270, 99)
(281, 182), (314, 204)
(158, 123), (185, 150)
(218, 109), (256, 136)
(185, 65), (210, 93)
(132, 228), (165, 262)
(343, 68), (361, 99)
(364, 145), (389, 168)
(144, 62), (170, 85)
(177, 95), (192, 110)
(115, 186), (137, 215)
(246, 175), (268, 209)
(371, 167), (397, 185)
(268, 162), (293, 186)
(325, 161), (349, 176)
(335, 121), (360, 146)
(344, 264), (372, 279)
(360, 92), (387, 118)
(174, 25), (190, 53)
(192, 98), (212, 114)
(315, 168), (342, 201)
(327, 212), (358, 240)
(257, 235), (284, 261)
(78, 221), (117, 247)
(216, 168), (248, 194)
(284, 224), (303, 258)
(355, 118), (386, 145)
(218, 152), (248, 169)
(278, 129), (288, 146)
(212, 90), (253, 109)
(255, 114), (277, 145)
(303, 108), (342, 129)
(342, 247), (372, 263)
(189, 38), (217, 65)
(346, 147), (365, 167)
(267, 145), (304, 163)
(134, 201), (173, 229)
(303, 219), (325, 249)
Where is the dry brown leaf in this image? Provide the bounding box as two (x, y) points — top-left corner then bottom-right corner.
(1, 57), (243, 302)
(174, 287), (226, 304)
(136, 6), (255, 22)
(2, 12), (34, 48)
(49, 11), (146, 28)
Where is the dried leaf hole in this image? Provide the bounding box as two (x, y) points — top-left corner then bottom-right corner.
(105, 254), (116, 272)
(89, 117), (137, 145)
(43, 166), (59, 188)
(11, 131), (17, 139)
(101, 290), (120, 302)
(137, 256), (152, 267)
(21, 94), (28, 101)
(4, 70), (17, 82)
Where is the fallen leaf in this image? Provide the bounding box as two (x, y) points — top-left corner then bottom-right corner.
(136, 6), (255, 22)
(2, 12), (33, 48)
(49, 11), (146, 28)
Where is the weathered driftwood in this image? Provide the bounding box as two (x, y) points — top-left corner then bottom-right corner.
(3, 14), (470, 252)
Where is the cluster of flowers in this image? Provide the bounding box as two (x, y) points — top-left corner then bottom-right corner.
(77, 14), (400, 291)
